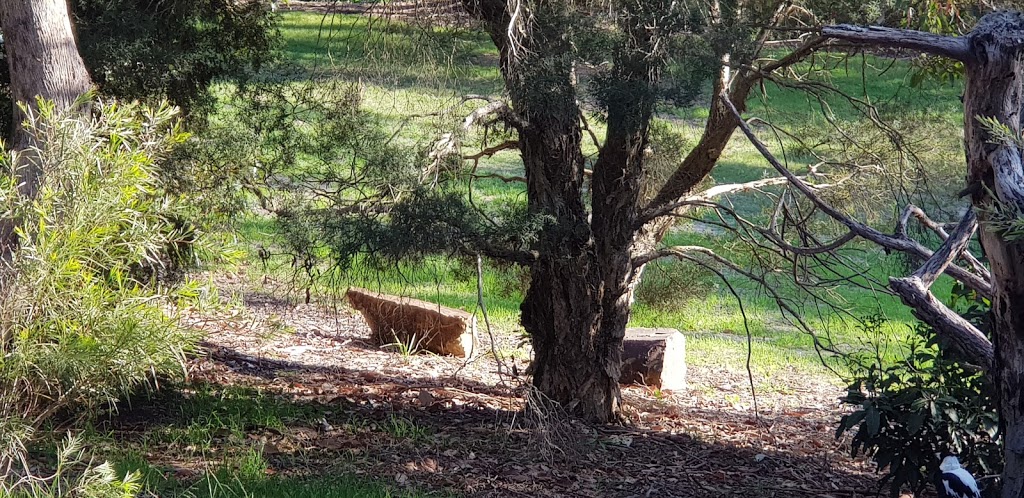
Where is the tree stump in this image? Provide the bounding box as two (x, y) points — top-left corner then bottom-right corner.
(620, 328), (686, 391)
(345, 287), (476, 357)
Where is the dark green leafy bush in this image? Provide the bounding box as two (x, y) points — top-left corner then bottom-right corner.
(836, 293), (999, 497)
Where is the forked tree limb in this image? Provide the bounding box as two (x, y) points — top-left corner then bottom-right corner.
(721, 92), (993, 298)
(643, 35), (827, 217)
(889, 208), (993, 370)
(913, 209), (979, 287)
(722, 92), (994, 368)
(897, 205), (991, 281)
(889, 275), (992, 370)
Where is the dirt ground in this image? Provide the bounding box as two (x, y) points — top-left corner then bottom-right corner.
(112, 271), (896, 497)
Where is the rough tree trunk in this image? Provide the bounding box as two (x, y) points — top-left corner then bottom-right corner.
(461, 0), (669, 422)
(518, 119), (611, 420)
(961, 13), (1024, 496)
(469, 2), (621, 422)
(0, 0), (91, 149)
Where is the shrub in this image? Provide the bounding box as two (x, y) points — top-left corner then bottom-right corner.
(836, 301), (1000, 497)
(1, 433), (142, 498)
(0, 99), (197, 477)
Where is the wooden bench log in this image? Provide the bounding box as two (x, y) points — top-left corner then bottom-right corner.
(621, 328), (686, 391)
(345, 287), (476, 357)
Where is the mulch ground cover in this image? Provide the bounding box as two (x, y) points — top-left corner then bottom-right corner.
(104, 271), (891, 497)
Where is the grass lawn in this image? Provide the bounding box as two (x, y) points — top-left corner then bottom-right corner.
(236, 10), (970, 378)
(6, 10), (975, 498)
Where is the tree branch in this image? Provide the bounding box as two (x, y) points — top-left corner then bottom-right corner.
(632, 244), (841, 363)
(890, 210), (988, 365)
(820, 25), (970, 61)
(463, 140), (519, 161)
(889, 275), (993, 371)
(644, 36), (827, 218)
(896, 205), (991, 281)
(463, 241), (537, 266)
(914, 209), (980, 286)
(639, 174), (831, 226)
(470, 172), (527, 183)
(721, 92), (993, 298)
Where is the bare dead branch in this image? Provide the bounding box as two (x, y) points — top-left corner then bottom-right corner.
(821, 25), (970, 61)
(464, 100), (512, 130)
(470, 172), (527, 183)
(721, 92), (994, 298)
(889, 277), (993, 370)
(913, 209), (978, 287)
(463, 140), (519, 161)
(632, 244), (842, 365)
(898, 205), (990, 280)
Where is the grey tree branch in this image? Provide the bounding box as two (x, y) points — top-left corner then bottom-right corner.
(638, 176), (821, 225)
(888, 211), (993, 372)
(897, 205), (991, 280)
(891, 275), (994, 370)
(820, 25), (970, 61)
(721, 92), (993, 298)
(722, 92), (995, 369)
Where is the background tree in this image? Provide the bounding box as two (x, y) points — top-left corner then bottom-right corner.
(0, 0), (92, 194)
(262, 0), (826, 422)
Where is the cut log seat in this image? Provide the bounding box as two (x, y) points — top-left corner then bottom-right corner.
(345, 287), (476, 357)
(620, 328), (687, 391)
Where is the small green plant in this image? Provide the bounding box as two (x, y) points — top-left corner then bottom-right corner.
(231, 446), (270, 482)
(649, 387), (665, 400)
(384, 332), (424, 357)
(1, 434), (142, 498)
(381, 415), (429, 442)
(836, 307), (1000, 497)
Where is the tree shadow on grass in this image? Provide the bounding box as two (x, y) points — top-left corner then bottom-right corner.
(99, 345), (884, 498)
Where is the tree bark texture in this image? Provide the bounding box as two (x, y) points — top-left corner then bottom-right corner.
(962, 12), (1024, 497)
(0, 0), (91, 259)
(824, 12), (1024, 497)
(464, 0), (621, 422)
(0, 0), (91, 190)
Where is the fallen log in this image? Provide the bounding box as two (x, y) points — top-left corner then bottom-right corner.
(621, 328), (687, 391)
(345, 287), (477, 357)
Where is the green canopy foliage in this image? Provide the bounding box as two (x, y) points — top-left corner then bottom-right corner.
(0, 0), (278, 137)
